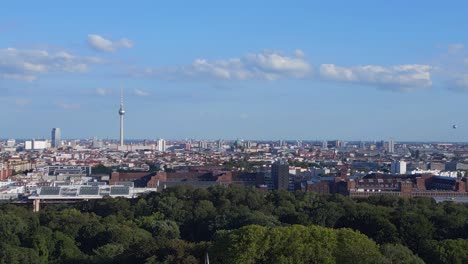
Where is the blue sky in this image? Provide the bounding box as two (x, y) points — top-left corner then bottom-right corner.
(2, 0), (468, 141)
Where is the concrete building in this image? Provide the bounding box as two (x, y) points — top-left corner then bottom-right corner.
(92, 137), (103, 149)
(0, 163), (12, 180)
(391, 161), (407, 174)
(157, 139), (167, 152)
(429, 162), (446, 171)
(51, 128), (61, 148)
(34, 140), (49, 150)
(199, 141), (208, 149)
(25, 141), (33, 150)
(388, 138), (395, 153)
(322, 140), (328, 149)
(343, 174), (468, 200)
(446, 162), (468, 171)
(328, 140), (343, 148)
(272, 160), (290, 190)
(6, 139), (15, 147)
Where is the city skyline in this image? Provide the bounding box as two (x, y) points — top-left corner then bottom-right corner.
(2, 1), (468, 141)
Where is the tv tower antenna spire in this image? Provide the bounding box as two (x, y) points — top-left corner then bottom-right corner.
(118, 86), (125, 148)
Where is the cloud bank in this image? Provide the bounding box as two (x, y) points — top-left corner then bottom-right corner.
(319, 64), (432, 90)
(0, 48), (101, 81)
(130, 50), (434, 91)
(1, 39), (445, 92)
(134, 51), (312, 81)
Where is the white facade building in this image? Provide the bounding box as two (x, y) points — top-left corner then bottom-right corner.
(25, 141), (33, 150)
(388, 138), (395, 153)
(6, 139), (15, 147)
(157, 139), (166, 152)
(33, 140), (49, 150)
(391, 161), (406, 174)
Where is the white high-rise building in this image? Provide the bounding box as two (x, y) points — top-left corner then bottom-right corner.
(25, 141), (33, 150)
(32, 140), (48, 150)
(388, 138), (395, 153)
(296, 140), (302, 148)
(199, 141), (208, 149)
(322, 140), (328, 149)
(6, 139), (15, 147)
(391, 161), (406, 174)
(157, 139), (166, 152)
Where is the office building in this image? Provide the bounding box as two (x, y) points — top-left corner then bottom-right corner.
(92, 137), (103, 149)
(157, 139), (166, 152)
(328, 140), (343, 148)
(32, 140), (48, 150)
(391, 161), (407, 174)
(278, 140), (284, 147)
(25, 141), (33, 150)
(322, 140), (328, 149)
(388, 138), (395, 153)
(296, 140), (302, 148)
(199, 141), (208, 149)
(51, 128), (61, 148)
(272, 160), (290, 190)
(6, 139), (15, 148)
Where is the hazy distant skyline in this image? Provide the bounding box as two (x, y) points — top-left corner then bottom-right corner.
(2, 1), (468, 141)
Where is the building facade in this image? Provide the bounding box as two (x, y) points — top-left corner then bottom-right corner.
(272, 160), (290, 190)
(391, 161), (407, 174)
(51, 128), (61, 148)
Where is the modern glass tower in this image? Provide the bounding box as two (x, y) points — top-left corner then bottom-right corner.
(51, 128), (61, 148)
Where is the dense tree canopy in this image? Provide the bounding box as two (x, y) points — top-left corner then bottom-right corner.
(0, 185), (466, 263)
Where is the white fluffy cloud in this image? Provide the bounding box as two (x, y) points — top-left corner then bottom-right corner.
(319, 64), (432, 90)
(131, 50), (435, 90)
(134, 51), (311, 81)
(134, 88), (150, 96)
(294, 49), (305, 57)
(0, 48), (101, 81)
(87, 34), (133, 52)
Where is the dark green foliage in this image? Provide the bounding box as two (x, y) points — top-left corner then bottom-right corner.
(420, 239), (468, 264)
(210, 225), (384, 264)
(380, 244), (425, 264)
(0, 185), (466, 263)
(0, 244), (41, 264)
(336, 203), (399, 244)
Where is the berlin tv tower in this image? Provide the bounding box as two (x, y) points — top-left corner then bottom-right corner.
(119, 88), (125, 147)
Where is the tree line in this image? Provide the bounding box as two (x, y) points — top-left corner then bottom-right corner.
(0, 185), (467, 263)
